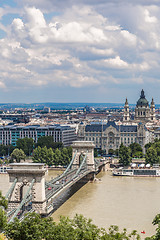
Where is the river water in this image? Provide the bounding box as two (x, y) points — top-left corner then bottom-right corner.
(1, 170), (160, 239)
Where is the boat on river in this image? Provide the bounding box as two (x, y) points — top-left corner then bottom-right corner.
(113, 167), (160, 177)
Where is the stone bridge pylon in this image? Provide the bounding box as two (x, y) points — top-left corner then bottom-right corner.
(71, 141), (95, 171)
(7, 163), (47, 214)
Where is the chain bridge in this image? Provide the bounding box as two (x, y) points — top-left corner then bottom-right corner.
(5, 141), (108, 222)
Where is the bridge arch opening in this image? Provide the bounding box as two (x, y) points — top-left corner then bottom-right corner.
(20, 184), (28, 201)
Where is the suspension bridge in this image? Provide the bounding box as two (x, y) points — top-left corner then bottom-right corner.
(5, 141), (108, 222)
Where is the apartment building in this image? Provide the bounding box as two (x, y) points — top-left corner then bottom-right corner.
(0, 125), (77, 147)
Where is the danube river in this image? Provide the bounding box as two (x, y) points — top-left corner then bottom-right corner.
(1, 170), (160, 239)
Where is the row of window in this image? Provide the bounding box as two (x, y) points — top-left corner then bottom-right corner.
(85, 133), (137, 137)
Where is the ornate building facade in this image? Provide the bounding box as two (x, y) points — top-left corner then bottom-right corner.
(123, 89), (156, 122)
(78, 121), (151, 153)
(77, 90), (155, 153)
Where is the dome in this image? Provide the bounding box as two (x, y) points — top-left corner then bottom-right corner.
(136, 89), (149, 107)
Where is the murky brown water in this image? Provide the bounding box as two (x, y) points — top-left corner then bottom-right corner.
(1, 170), (160, 239)
(50, 171), (160, 239)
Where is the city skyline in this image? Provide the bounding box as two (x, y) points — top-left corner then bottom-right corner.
(0, 1), (160, 103)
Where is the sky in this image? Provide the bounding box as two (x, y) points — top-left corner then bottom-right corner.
(0, 0), (160, 103)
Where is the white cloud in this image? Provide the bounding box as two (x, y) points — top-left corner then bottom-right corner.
(0, 1), (160, 102)
(144, 9), (157, 23)
(121, 30), (137, 46)
(104, 56), (129, 69)
(12, 18), (24, 30)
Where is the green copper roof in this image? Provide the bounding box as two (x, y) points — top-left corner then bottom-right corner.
(136, 89), (149, 107)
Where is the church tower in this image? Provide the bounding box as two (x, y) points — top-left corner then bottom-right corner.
(135, 89), (150, 121)
(123, 98), (130, 121)
(150, 98), (155, 121)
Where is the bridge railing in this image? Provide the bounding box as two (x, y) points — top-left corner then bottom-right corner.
(46, 152), (89, 200)
(45, 150), (77, 188)
(46, 169), (77, 200)
(46, 168), (77, 189)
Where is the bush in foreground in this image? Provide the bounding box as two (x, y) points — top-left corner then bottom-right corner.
(4, 212), (141, 240)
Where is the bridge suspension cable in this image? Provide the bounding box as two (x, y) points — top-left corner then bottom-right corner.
(61, 150), (77, 176)
(45, 150), (77, 187)
(9, 178), (35, 223)
(5, 178), (17, 200)
(74, 151), (88, 177)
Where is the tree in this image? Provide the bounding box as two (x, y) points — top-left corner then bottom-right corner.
(145, 142), (152, 151)
(35, 136), (63, 150)
(0, 191), (8, 232)
(108, 149), (114, 155)
(145, 214), (160, 240)
(114, 149), (119, 157)
(5, 212), (140, 240)
(32, 146), (42, 163)
(0, 145), (15, 157)
(145, 146), (158, 165)
(94, 149), (98, 157)
(46, 148), (55, 166)
(119, 144), (132, 166)
(16, 138), (34, 156)
(11, 149), (26, 163)
(129, 143), (143, 158)
(54, 148), (62, 166)
(5, 212), (54, 240)
(32, 146), (72, 166)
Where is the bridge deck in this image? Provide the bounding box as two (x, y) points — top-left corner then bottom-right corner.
(7, 158), (108, 220)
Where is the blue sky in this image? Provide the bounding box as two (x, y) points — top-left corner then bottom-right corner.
(0, 0), (160, 103)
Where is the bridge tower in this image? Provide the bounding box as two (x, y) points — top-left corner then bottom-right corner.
(71, 141), (95, 171)
(7, 163), (46, 214)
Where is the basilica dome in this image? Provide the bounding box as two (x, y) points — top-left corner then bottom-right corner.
(136, 89), (149, 107)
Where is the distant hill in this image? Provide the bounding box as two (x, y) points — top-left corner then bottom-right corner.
(0, 102), (159, 110)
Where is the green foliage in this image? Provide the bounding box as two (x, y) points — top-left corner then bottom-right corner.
(35, 136), (63, 149)
(32, 146), (72, 166)
(119, 144), (132, 166)
(94, 149), (98, 157)
(145, 214), (160, 240)
(102, 225), (140, 240)
(0, 192), (7, 210)
(5, 212), (54, 240)
(144, 139), (160, 165)
(129, 143), (143, 158)
(11, 148), (26, 163)
(0, 145), (15, 157)
(145, 142), (152, 151)
(0, 209), (7, 232)
(108, 149), (114, 155)
(145, 147), (158, 165)
(0, 191), (8, 232)
(16, 138), (34, 156)
(114, 149), (119, 157)
(5, 212), (141, 240)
